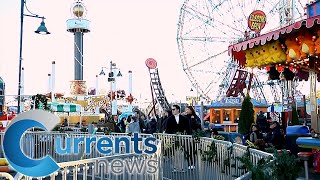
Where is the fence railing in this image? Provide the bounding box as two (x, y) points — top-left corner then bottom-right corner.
(15, 133), (162, 180)
(0, 132), (274, 180)
(154, 133), (273, 180)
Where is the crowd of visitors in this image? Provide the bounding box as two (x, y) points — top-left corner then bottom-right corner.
(106, 105), (202, 136)
(247, 111), (285, 150)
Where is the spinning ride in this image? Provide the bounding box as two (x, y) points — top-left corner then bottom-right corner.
(177, 0), (307, 102)
(228, 1), (320, 130)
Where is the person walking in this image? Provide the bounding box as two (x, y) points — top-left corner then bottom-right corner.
(165, 105), (191, 135)
(184, 106), (202, 170)
(165, 105), (191, 172)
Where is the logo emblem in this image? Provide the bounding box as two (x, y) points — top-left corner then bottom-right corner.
(3, 110), (60, 177)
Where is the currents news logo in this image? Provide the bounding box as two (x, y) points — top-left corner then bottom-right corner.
(2, 110), (158, 177)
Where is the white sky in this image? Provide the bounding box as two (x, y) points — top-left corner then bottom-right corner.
(0, 0), (195, 102)
(0, 0), (315, 106)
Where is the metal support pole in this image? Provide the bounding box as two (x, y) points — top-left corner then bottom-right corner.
(196, 86), (199, 105)
(200, 101), (204, 129)
(109, 61), (113, 116)
(95, 75), (99, 95)
(303, 95), (307, 125)
(17, 0), (25, 114)
(148, 68), (157, 116)
(48, 74), (51, 93)
(20, 67), (25, 112)
(51, 61), (55, 102)
(128, 70), (133, 112)
(111, 61), (118, 116)
(310, 70), (318, 131)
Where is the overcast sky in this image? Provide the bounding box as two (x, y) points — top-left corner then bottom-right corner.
(0, 0), (314, 106)
(0, 0), (196, 103)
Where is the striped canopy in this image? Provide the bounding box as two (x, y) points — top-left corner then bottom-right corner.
(49, 102), (81, 112)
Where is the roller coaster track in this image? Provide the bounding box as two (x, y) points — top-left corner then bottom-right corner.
(148, 68), (170, 113)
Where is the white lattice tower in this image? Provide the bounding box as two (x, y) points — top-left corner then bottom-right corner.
(215, 60), (238, 101)
(279, 0), (295, 26)
(250, 75), (268, 104)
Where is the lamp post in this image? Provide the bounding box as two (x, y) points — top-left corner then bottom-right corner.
(95, 75), (99, 95)
(190, 84), (199, 105)
(17, 0), (50, 113)
(99, 61), (122, 116)
(127, 70), (133, 112)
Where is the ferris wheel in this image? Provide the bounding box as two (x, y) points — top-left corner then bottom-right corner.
(177, 0), (307, 102)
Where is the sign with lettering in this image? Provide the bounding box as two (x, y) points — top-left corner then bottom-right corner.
(84, 96), (110, 112)
(221, 97), (242, 104)
(248, 10), (266, 32)
(186, 96), (200, 101)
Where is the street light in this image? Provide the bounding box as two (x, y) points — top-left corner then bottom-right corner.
(17, 0), (50, 113)
(99, 61), (122, 115)
(190, 84), (199, 105)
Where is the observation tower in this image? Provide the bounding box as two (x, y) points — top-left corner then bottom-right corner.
(66, 0), (90, 95)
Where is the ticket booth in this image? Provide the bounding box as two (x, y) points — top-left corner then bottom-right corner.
(208, 97), (268, 132)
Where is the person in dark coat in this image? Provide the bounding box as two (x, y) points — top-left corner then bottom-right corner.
(165, 105), (191, 135)
(184, 106), (202, 133)
(117, 117), (126, 133)
(265, 121), (284, 149)
(134, 110), (147, 133)
(256, 111), (268, 133)
(146, 117), (157, 134)
(165, 105), (192, 172)
(249, 124), (263, 143)
(183, 106), (201, 169)
(157, 109), (172, 133)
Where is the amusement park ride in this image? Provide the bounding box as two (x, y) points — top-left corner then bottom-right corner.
(145, 58), (171, 116)
(176, 0), (320, 130)
(176, 0), (309, 104)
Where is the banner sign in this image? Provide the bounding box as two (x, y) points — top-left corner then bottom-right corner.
(221, 97), (242, 104)
(248, 10), (266, 32)
(186, 96), (200, 101)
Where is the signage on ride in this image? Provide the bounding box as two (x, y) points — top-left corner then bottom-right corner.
(248, 10), (266, 32)
(221, 97), (242, 104)
(186, 96), (200, 101)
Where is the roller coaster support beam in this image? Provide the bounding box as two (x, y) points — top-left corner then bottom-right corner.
(247, 72), (253, 95)
(309, 70), (319, 131)
(148, 69), (157, 116)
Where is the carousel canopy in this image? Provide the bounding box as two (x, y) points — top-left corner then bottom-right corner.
(228, 15), (320, 65)
(49, 102), (81, 112)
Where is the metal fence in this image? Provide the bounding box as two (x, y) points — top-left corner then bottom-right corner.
(16, 133), (162, 180)
(0, 132), (274, 180)
(231, 143), (274, 179)
(154, 133), (273, 180)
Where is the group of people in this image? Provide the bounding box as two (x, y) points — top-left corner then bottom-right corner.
(106, 105), (201, 171)
(114, 105), (202, 136)
(247, 111), (285, 150)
